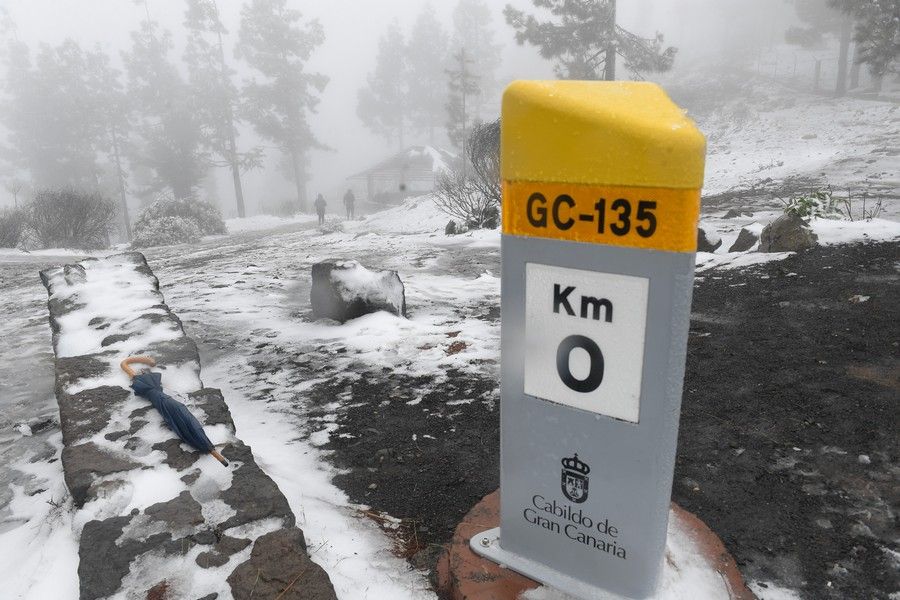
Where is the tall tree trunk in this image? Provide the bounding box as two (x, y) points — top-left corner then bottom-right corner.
(603, 0), (617, 81)
(290, 149), (307, 213)
(849, 43), (861, 90)
(111, 127), (132, 241)
(229, 151), (246, 218)
(835, 16), (851, 97)
(213, 4), (246, 219)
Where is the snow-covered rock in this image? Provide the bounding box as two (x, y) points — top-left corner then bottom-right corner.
(310, 260), (406, 322)
(729, 227), (760, 252)
(697, 227), (723, 252)
(759, 213), (818, 252)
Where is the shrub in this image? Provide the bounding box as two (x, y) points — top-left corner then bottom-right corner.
(27, 188), (117, 250)
(132, 216), (202, 248)
(434, 167), (499, 230)
(0, 208), (26, 248)
(782, 188), (843, 220)
(466, 119), (501, 207)
(434, 119), (501, 231)
(134, 195), (226, 237)
(132, 195), (226, 248)
(319, 220), (344, 234)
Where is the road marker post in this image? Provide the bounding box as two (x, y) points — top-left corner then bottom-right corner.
(471, 81), (706, 599)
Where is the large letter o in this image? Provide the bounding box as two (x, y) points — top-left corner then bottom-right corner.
(556, 335), (604, 393)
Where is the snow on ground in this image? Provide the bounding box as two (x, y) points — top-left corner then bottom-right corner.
(696, 208), (900, 272)
(666, 71), (900, 215)
(204, 355), (435, 600)
(521, 508), (735, 600)
(143, 198), (504, 600)
(747, 582), (804, 600)
(224, 212), (318, 234)
(1, 72), (897, 599)
(1, 190), (894, 599)
(0, 432), (79, 600)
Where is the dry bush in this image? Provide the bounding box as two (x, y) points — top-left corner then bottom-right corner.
(0, 208), (26, 248)
(434, 168), (499, 230)
(466, 119), (501, 206)
(434, 119), (501, 230)
(27, 188), (117, 250)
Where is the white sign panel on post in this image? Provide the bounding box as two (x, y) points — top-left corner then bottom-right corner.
(524, 263), (649, 423)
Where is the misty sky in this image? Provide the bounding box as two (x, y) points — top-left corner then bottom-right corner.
(1, 0), (797, 214)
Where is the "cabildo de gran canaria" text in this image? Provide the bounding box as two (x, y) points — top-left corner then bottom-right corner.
(523, 495), (627, 559)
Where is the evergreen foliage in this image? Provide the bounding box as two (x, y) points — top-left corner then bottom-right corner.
(357, 21), (410, 146)
(123, 19), (208, 200)
(406, 4), (450, 142)
(238, 0), (328, 212)
(830, 0), (900, 80)
(504, 0), (676, 80)
(445, 49), (480, 150)
(184, 0), (261, 218)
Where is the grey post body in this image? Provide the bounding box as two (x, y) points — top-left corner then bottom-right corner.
(471, 233), (695, 599)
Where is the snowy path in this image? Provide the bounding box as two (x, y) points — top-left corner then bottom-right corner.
(138, 213), (500, 599)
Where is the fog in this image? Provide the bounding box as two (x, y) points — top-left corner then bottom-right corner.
(0, 0), (837, 218)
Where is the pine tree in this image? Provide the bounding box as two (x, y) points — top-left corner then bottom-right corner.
(123, 18), (208, 200)
(407, 4), (450, 143)
(1, 39), (107, 190)
(786, 0), (854, 95)
(451, 0), (502, 119)
(446, 48), (480, 151)
(829, 0), (900, 89)
(357, 21), (410, 147)
(184, 0), (261, 218)
(238, 0), (327, 213)
(504, 0), (676, 80)
(83, 49), (134, 240)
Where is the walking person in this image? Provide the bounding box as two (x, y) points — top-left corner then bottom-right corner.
(314, 193), (327, 226)
(343, 189), (356, 220)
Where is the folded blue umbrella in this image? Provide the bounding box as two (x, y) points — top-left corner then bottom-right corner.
(123, 357), (228, 466)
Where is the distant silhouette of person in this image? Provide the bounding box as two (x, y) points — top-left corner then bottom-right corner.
(343, 189), (356, 220)
(314, 193), (327, 225)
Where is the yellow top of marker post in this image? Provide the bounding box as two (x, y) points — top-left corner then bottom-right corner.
(501, 80), (706, 252)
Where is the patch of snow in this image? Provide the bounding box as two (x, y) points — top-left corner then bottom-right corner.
(810, 217), (900, 245)
(748, 581), (803, 600)
(521, 507), (735, 599)
(224, 213), (318, 234)
(204, 358), (436, 600)
(0, 433), (80, 600)
(330, 261), (404, 313)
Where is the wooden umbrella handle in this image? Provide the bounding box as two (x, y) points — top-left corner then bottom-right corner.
(120, 356), (157, 379)
(210, 449), (230, 467)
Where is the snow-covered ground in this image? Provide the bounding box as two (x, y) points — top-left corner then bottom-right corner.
(0, 77), (897, 600)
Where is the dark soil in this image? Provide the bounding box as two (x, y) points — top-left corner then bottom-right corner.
(677, 241), (899, 600)
(322, 241), (899, 599)
(320, 368), (499, 562)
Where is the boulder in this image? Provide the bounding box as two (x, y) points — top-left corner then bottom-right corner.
(311, 261), (405, 322)
(723, 208), (753, 219)
(697, 227), (722, 253)
(445, 220), (459, 235)
(758, 213), (818, 252)
(729, 227), (759, 252)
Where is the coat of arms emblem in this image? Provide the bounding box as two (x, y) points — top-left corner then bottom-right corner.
(561, 453), (590, 503)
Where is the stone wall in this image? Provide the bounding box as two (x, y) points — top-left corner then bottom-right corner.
(41, 252), (336, 600)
